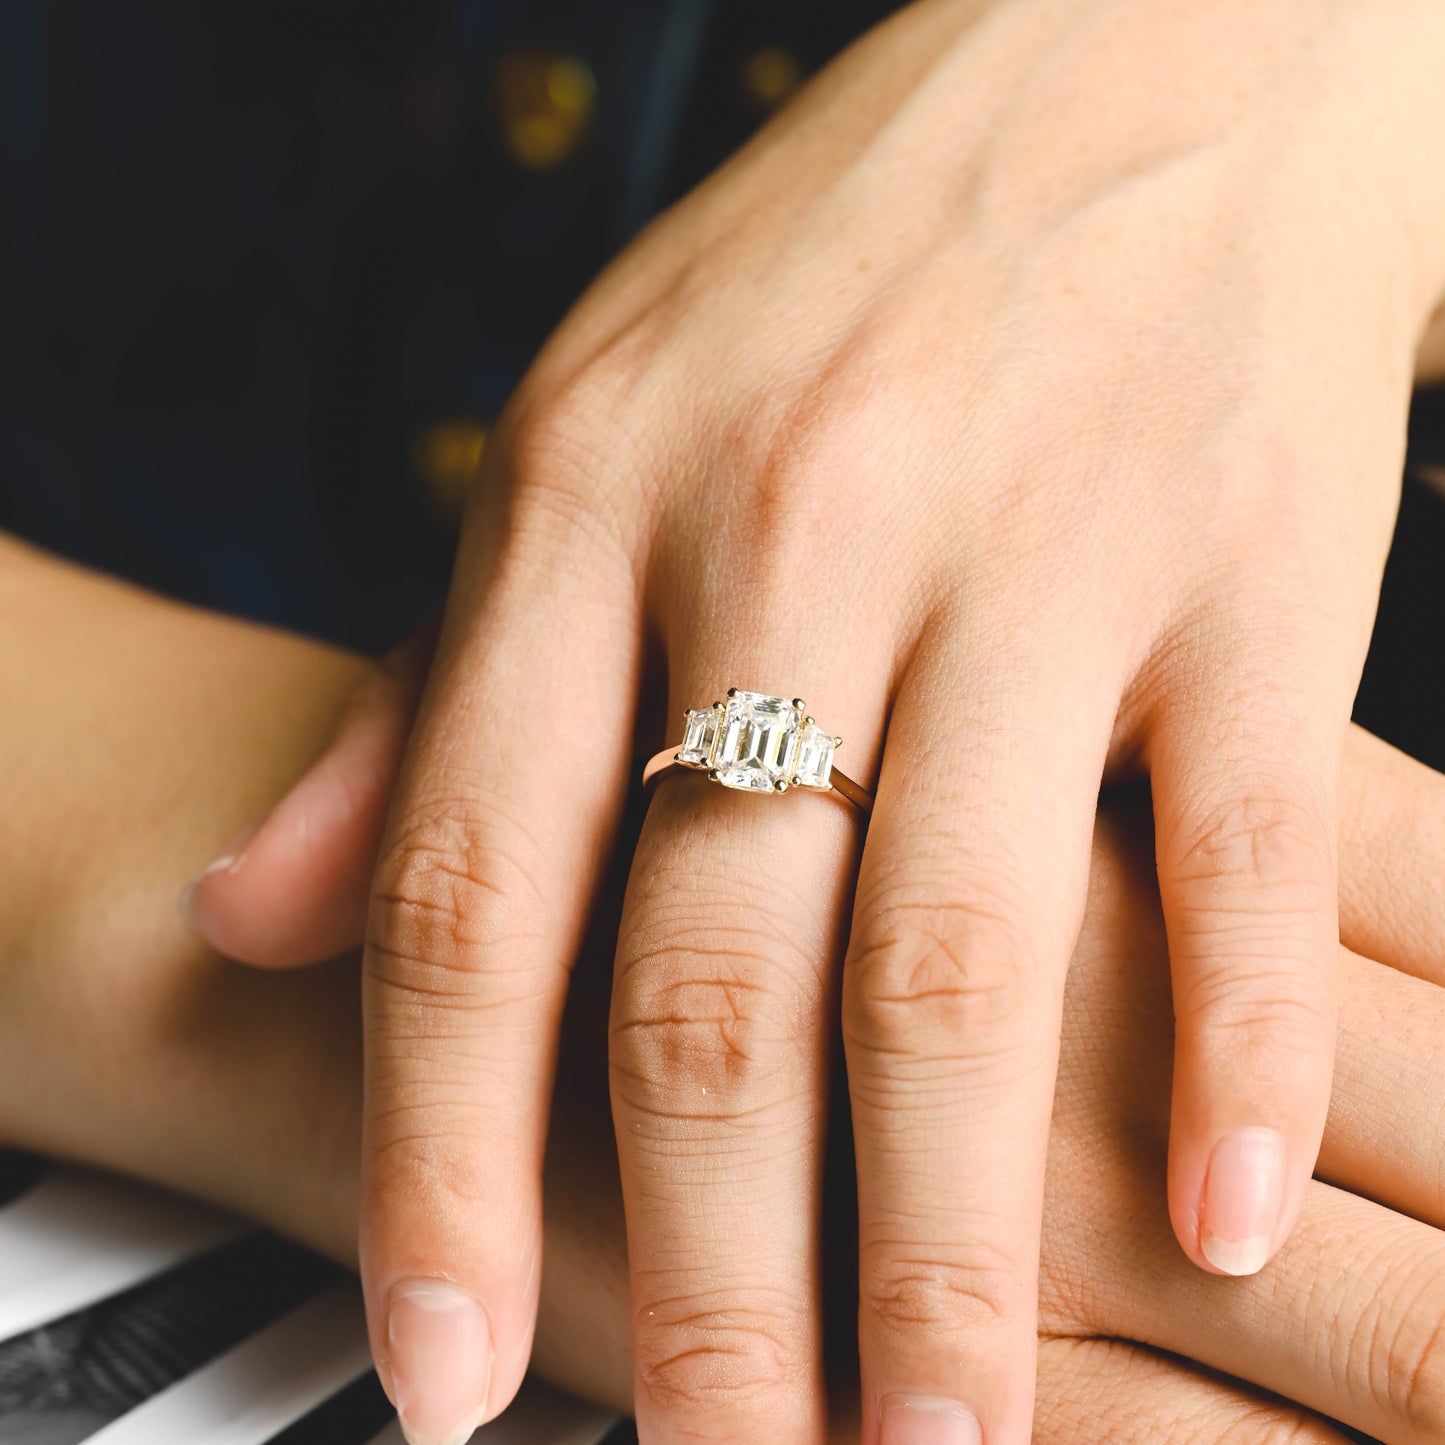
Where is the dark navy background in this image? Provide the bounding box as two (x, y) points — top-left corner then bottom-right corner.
(0, 0), (896, 649)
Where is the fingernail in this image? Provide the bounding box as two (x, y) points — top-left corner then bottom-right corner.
(1200, 1126), (1287, 1276)
(880, 1395), (984, 1445)
(387, 1280), (493, 1445)
(178, 824), (258, 928)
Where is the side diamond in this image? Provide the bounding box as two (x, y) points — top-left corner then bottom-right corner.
(678, 707), (720, 766)
(792, 722), (836, 789)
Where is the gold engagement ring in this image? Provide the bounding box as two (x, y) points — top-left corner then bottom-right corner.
(642, 688), (873, 815)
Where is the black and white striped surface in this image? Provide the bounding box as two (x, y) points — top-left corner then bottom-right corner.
(0, 1152), (1393, 1445)
(0, 1152), (634, 1445)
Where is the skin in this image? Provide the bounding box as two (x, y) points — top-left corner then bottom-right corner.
(8, 543), (1445, 1445)
(189, 1), (1445, 1440)
(5, 538), (1445, 1440)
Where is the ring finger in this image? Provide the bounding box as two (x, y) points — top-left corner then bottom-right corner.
(610, 618), (887, 1443)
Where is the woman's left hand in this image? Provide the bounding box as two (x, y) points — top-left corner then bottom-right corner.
(189, 2), (1445, 1440)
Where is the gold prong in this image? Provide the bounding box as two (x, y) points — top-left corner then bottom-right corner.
(776, 779), (789, 793)
(804, 715), (815, 726)
(834, 736), (843, 748)
(792, 698), (806, 710)
(727, 687), (739, 698)
(708, 768), (721, 781)
(713, 700), (724, 710)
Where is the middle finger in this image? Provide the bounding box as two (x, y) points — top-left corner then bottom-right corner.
(844, 609), (1122, 1445)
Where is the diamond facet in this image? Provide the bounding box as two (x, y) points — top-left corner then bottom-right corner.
(678, 707), (721, 766)
(792, 721), (836, 789)
(712, 690), (801, 792)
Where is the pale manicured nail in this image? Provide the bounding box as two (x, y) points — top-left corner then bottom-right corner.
(387, 1280), (493, 1445)
(177, 824), (258, 928)
(1200, 1126), (1287, 1276)
(880, 1395), (984, 1445)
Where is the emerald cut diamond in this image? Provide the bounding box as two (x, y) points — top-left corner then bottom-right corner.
(792, 721), (837, 789)
(712, 690), (801, 792)
(678, 707), (721, 766)
(651, 685), (867, 811)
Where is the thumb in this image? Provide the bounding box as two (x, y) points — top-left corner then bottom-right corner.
(181, 622), (436, 967)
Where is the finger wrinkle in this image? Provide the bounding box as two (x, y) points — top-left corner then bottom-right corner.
(363, 951), (558, 1014)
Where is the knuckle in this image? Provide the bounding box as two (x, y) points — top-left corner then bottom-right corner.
(744, 417), (854, 529)
(609, 981), (791, 1108)
(632, 1281), (807, 1424)
(508, 371), (615, 484)
(1173, 957), (1334, 1036)
(366, 1128), (478, 1213)
(707, 378), (890, 576)
(368, 799), (551, 1006)
(364, 1126), (525, 1245)
(501, 379), (639, 561)
(1174, 967), (1334, 1087)
(860, 1235), (1026, 1338)
(846, 875), (1040, 1067)
(610, 930), (813, 1111)
(611, 855), (827, 1109)
(1165, 790), (1332, 900)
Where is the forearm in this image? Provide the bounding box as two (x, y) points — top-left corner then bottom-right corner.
(0, 531), (361, 929)
(0, 531), (366, 1223)
(0, 535), (636, 1408)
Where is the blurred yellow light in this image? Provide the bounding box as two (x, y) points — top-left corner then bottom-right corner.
(740, 46), (801, 113)
(496, 51), (597, 170)
(546, 57), (595, 113)
(414, 420), (489, 522)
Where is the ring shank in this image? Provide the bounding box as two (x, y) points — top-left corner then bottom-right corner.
(641, 747), (873, 816)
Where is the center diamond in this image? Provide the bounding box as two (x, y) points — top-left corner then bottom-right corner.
(712, 690), (801, 792)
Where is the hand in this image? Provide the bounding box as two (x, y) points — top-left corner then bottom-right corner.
(7, 560), (1445, 1439)
(187, 1), (1445, 1438)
